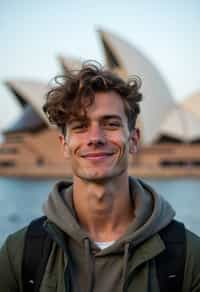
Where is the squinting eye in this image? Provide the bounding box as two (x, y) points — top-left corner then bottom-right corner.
(109, 123), (120, 126)
(105, 122), (121, 129)
(72, 124), (87, 131)
(73, 125), (84, 129)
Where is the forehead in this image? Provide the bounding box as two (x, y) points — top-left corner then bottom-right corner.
(84, 91), (127, 120)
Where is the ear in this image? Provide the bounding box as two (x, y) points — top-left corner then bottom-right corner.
(59, 134), (70, 159)
(129, 128), (140, 154)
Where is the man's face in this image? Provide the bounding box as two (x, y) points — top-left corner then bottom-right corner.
(62, 91), (139, 182)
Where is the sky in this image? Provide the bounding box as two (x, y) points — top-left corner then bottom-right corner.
(0, 0), (200, 130)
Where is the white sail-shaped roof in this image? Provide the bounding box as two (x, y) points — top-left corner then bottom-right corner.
(5, 32), (199, 144)
(6, 80), (50, 125)
(182, 91), (200, 120)
(58, 55), (82, 72)
(159, 105), (200, 142)
(98, 29), (176, 144)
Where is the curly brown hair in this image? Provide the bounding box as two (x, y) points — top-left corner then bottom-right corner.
(43, 61), (142, 135)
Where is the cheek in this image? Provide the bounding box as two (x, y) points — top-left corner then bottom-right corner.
(65, 135), (83, 156)
(110, 132), (130, 151)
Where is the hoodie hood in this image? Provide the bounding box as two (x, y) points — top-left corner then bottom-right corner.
(43, 177), (175, 249)
(43, 177), (175, 292)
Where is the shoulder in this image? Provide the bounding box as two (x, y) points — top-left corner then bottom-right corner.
(185, 228), (200, 266)
(0, 226), (27, 264)
(0, 226), (27, 291)
(4, 226), (27, 248)
(183, 228), (200, 291)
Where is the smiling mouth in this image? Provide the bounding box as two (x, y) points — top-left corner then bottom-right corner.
(81, 152), (114, 160)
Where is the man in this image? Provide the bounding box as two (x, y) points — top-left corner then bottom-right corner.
(0, 62), (200, 292)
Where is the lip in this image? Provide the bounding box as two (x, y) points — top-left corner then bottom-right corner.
(81, 152), (114, 160)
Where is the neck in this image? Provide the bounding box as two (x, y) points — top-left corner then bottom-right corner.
(73, 173), (134, 242)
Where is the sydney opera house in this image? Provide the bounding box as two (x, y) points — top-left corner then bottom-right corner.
(0, 29), (200, 178)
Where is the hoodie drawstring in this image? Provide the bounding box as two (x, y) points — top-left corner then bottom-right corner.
(84, 238), (95, 292)
(83, 238), (131, 292)
(121, 242), (131, 292)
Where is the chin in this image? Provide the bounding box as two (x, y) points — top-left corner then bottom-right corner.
(76, 168), (127, 183)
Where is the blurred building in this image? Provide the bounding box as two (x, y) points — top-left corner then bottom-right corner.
(0, 29), (200, 178)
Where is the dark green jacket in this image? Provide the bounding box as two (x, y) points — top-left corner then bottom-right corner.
(1, 226), (200, 291)
(1, 178), (200, 291)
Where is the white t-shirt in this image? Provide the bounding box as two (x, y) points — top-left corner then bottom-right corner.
(95, 240), (116, 249)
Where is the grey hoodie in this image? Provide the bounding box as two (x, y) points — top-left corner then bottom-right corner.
(43, 177), (175, 292)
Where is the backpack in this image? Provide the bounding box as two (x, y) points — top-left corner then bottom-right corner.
(22, 217), (186, 292)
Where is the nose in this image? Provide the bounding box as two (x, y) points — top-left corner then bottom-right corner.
(87, 124), (106, 147)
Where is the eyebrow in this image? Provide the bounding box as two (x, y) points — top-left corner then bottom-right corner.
(68, 117), (86, 123)
(69, 115), (122, 123)
(101, 115), (122, 121)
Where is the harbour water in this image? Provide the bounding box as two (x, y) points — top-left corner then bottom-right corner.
(0, 177), (200, 246)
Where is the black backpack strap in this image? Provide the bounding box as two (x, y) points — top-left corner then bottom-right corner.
(156, 220), (186, 292)
(22, 216), (52, 292)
